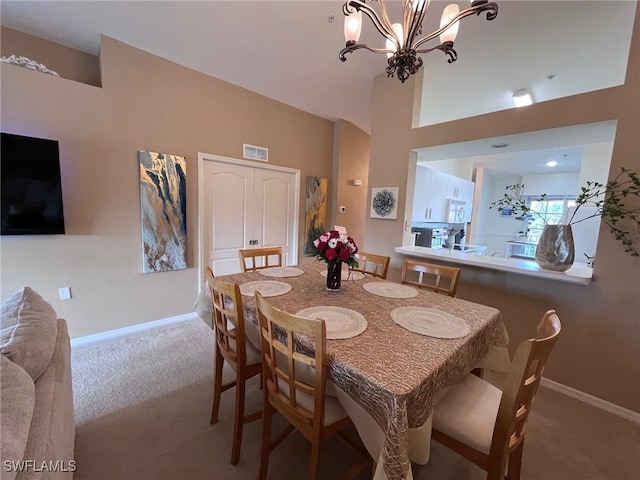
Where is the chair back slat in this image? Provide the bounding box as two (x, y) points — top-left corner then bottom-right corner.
(239, 247), (283, 272)
(353, 251), (390, 279)
(206, 267), (264, 465)
(488, 310), (561, 479)
(255, 292), (326, 437)
(401, 259), (461, 297)
(205, 267), (247, 366)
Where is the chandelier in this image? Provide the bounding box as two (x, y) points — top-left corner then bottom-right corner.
(339, 0), (499, 83)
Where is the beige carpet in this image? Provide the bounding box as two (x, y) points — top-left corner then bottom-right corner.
(71, 317), (640, 480)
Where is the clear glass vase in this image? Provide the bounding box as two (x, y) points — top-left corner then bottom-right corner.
(326, 259), (342, 292)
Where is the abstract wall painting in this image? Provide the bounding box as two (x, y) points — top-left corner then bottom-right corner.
(370, 187), (399, 220)
(139, 150), (187, 273)
(304, 176), (328, 255)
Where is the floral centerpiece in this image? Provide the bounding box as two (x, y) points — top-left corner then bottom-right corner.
(310, 230), (359, 292)
(311, 230), (359, 266)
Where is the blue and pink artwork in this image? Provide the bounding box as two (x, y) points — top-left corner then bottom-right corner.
(139, 150), (187, 273)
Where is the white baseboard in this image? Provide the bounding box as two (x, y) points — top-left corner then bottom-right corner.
(70, 312), (200, 347)
(541, 377), (640, 424)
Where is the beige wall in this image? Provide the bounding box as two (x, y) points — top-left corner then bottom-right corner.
(332, 120), (370, 247)
(1, 27), (101, 86)
(366, 11), (640, 411)
(0, 32), (334, 338)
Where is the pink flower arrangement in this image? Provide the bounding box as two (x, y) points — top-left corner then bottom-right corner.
(311, 230), (359, 267)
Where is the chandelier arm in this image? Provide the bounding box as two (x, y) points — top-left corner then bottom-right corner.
(405, 1), (429, 49)
(375, 0), (397, 38)
(415, 42), (458, 63)
(345, 0), (395, 42)
(412, 2), (498, 50)
(339, 43), (395, 62)
(402, 2), (410, 45)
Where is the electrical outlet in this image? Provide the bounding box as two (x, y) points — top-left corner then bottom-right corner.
(339, 206), (346, 213)
(59, 287), (71, 300)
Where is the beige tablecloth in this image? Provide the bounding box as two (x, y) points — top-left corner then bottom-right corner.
(200, 263), (506, 480)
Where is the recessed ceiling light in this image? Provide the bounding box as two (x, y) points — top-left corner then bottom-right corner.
(491, 143), (509, 149)
(512, 89), (533, 107)
(546, 161), (558, 167)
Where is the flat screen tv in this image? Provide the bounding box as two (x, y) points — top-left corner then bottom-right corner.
(1, 132), (66, 235)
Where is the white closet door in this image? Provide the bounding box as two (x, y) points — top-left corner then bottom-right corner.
(203, 160), (297, 276)
(204, 161), (254, 275)
(254, 168), (296, 266)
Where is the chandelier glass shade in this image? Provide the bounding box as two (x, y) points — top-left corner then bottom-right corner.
(339, 0), (499, 83)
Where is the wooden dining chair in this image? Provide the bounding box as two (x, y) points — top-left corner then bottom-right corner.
(205, 267), (262, 465)
(401, 259), (461, 296)
(255, 292), (370, 480)
(239, 246), (283, 272)
(353, 251), (390, 279)
(431, 310), (562, 480)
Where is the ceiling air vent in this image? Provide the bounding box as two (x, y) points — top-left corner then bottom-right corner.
(243, 143), (269, 162)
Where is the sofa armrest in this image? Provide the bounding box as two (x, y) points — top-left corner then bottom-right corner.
(17, 319), (75, 480)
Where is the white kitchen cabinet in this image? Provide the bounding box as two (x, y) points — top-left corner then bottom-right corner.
(413, 167), (476, 223)
(446, 175), (475, 221)
(412, 166), (431, 222)
(447, 175), (475, 204)
(429, 170), (448, 221)
(412, 166), (448, 222)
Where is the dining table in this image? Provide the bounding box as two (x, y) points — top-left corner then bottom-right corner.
(199, 261), (507, 480)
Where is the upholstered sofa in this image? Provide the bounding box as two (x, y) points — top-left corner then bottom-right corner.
(1, 287), (75, 480)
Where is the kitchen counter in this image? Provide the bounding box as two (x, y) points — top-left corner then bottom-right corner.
(451, 243), (488, 254)
(395, 245), (593, 285)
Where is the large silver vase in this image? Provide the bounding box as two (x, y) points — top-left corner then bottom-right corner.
(535, 224), (575, 272)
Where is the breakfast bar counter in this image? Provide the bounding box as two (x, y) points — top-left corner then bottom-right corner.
(395, 245), (593, 285)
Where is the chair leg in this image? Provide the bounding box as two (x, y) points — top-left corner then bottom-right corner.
(258, 402), (273, 480)
(230, 372), (246, 465)
(507, 441), (524, 480)
(308, 434), (322, 480)
(210, 348), (224, 424)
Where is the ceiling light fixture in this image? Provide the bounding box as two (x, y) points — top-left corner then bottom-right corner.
(546, 161), (558, 167)
(512, 89), (533, 107)
(339, 0), (499, 83)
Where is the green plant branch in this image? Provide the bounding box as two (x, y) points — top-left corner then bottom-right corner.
(489, 184), (548, 224)
(490, 167), (640, 257)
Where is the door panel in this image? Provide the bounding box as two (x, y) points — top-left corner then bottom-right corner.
(259, 178), (290, 246)
(205, 162), (254, 275)
(211, 171), (250, 249)
(254, 168), (296, 264)
(203, 160), (297, 276)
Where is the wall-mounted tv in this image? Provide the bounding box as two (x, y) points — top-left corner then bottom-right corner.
(1, 132), (66, 235)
